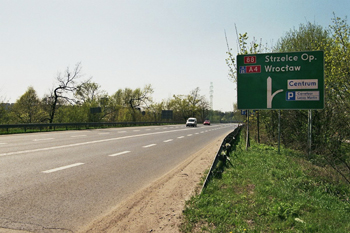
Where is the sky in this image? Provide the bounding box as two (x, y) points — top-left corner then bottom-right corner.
(0, 0), (349, 112)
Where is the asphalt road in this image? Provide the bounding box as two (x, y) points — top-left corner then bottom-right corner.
(0, 123), (238, 232)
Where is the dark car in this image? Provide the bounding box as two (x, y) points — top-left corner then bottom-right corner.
(203, 120), (210, 125)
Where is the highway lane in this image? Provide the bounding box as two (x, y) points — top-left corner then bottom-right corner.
(0, 123), (238, 232)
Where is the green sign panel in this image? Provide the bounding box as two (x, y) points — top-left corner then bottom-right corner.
(237, 51), (324, 110)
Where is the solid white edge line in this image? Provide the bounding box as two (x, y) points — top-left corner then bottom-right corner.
(42, 163), (84, 174)
(109, 151), (131, 157)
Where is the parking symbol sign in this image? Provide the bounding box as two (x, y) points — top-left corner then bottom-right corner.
(286, 92), (295, 101)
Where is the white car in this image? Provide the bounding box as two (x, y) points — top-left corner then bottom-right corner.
(186, 117), (197, 127)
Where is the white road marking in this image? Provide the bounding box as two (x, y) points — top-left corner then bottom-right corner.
(98, 133), (110, 135)
(0, 125), (237, 157)
(163, 139), (173, 143)
(118, 131), (127, 133)
(71, 135), (87, 138)
(143, 144), (156, 148)
(109, 151), (131, 157)
(0, 143), (7, 145)
(42, 163), (84, 174)
(133, 130), (140, 132)
(33, 138), (54, 142)
(177, 136), (184, 139)
(187, 134), (193, 136)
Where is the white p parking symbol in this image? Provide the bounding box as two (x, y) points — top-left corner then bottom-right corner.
(286, 92), (295, 101)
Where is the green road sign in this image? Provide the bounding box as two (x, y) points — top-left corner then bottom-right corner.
(237, 51), (324, 110)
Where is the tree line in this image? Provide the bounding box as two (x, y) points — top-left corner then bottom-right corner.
(0, 63), (238, 125)
(227, 15), (350, 183)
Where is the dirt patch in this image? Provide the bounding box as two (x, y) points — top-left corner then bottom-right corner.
(80, 136), (224, 233)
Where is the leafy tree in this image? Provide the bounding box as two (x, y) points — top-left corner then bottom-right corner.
(107, 89), (124, 122)
(168, 87), (209, 122)
(270, 16), (350, 183)
(170, 94), (190, 121)
(107, 85), (154, 122)
(226, 32), (263, 84)
(147, 101), (167, 121)
(11, 87), (46, 123)
(75, 81), (101, 104)
(0, 96), (11, 124)
(127, 84), (154, 121)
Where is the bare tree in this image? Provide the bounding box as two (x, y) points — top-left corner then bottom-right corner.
(45, 62), (87, 123)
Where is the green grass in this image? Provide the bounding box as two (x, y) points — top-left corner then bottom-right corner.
(180, 134), (350, 233)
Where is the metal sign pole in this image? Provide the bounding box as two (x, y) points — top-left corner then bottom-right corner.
(308, 110), (312, 157)
(257, 110), (260, 143)
(278, 110), (281, 154)
(246, 110), (250, 150)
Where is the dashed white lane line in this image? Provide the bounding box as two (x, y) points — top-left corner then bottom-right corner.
(118, 131), (127, 133)
(133, 130), (140, 132)
(187, 134), (193, 136)
(0, 126), (223, 157)
(109, 151), (131, 157)
(33, 138), (54, 142)
(42, 163), (84, 174)
(98, 133), (110, 135)
(177, 136), (184, 139)
(163, 139), (173, 143)
(143, 144), (156, 148)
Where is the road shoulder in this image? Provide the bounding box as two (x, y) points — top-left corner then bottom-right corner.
(80, 136), (224, 233)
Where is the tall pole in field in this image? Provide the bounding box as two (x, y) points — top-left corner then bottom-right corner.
(308, 110), (312, 157)
(278, 110), (281, 154)
(246, 110), (250, 150)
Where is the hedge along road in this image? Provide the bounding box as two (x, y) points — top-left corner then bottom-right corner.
(0, 123), (238, 233)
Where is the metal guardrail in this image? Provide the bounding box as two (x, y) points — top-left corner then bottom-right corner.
(0, 121), (184, 133)
(201, 124), (243, 193)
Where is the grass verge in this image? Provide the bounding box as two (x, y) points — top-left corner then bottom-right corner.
(180, 133), (350, 232)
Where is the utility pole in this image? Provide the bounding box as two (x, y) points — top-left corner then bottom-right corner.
(210, 82), (213, 111)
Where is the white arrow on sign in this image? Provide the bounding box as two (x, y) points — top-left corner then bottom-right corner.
(267, 76), (283, 108)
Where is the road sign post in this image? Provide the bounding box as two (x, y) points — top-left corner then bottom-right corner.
(237, 51), (324, 153)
